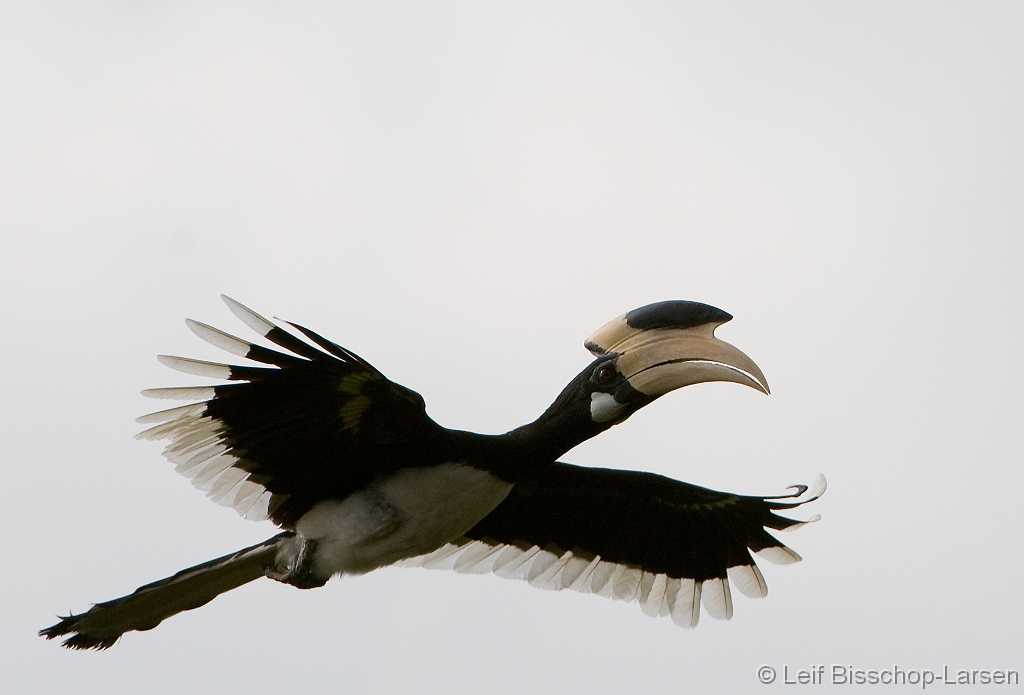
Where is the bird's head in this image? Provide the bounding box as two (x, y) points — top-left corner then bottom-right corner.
(582, 300), (769, 424)
(516, 300), (769, 459)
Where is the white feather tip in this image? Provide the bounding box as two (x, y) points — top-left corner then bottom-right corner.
(221, 295), (276, 337)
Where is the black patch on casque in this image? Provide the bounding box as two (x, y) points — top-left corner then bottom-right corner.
(624, 301), (732, 331)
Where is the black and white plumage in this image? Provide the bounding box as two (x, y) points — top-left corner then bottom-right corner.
(41, 297), (824, 649)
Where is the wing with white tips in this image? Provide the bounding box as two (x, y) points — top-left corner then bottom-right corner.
(136, 296), (439, 528)
(403, 467), (824, 626)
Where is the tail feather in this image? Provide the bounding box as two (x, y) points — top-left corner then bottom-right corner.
(40, 533), (289, 650)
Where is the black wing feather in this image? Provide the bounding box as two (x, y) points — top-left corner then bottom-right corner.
(138, 299), (443, 528)
(466, 463), (818, 582)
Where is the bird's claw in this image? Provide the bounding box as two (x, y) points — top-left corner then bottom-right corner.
(265, 538), (328, 589)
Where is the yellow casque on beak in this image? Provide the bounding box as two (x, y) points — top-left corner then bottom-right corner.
(586, 302), (770, 396)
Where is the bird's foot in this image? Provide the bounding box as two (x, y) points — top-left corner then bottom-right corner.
(265, 537), (329, 589)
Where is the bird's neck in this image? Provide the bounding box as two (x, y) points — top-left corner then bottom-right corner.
(439, 393), (607, 482)
(506, 407), (605, 462)
(506, 375), (611, 460)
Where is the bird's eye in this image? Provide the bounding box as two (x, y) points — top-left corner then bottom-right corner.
(594, 364), (617, 386)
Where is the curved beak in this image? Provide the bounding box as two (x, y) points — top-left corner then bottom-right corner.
(586, 301), (770, 397)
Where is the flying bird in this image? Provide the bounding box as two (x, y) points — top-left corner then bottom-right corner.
(41, 297), (824, 649)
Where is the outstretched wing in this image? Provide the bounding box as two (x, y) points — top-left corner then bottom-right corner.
(404, 464), (824, 627)
(136, 296), (440, 528)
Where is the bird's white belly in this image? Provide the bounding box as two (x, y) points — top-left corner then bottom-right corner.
(294, 462), (513, 578)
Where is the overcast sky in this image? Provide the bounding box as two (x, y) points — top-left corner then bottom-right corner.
(2, 2), (1021, 693)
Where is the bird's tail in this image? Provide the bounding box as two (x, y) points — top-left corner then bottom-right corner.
(40, 532), (291, 650)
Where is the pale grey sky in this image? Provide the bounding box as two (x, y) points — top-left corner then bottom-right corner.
(2, 2), (1021, 693)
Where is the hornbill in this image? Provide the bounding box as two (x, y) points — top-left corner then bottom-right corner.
(41, 297), (824, 650)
